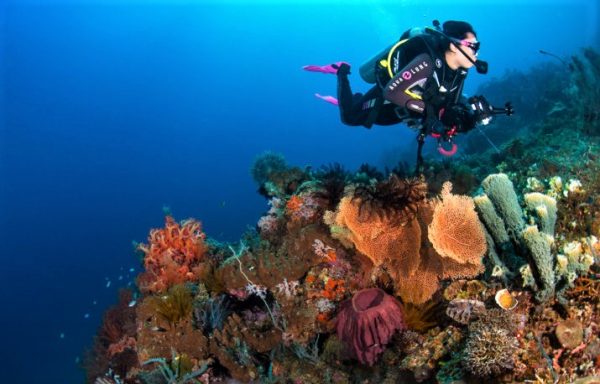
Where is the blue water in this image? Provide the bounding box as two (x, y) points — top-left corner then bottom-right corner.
(1, 0), (597, 382)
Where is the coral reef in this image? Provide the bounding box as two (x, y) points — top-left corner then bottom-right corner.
(86, 49), (600, 383)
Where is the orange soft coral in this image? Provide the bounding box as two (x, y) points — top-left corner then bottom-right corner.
(286, 195), (304, 214)
(137, 216), (207, 293)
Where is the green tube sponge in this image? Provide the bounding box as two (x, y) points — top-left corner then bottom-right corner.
(521, 225), (555, 302)
(524, 192), (557, 237)
(474, 194), (510, 246)
(481, 174), (526, 243)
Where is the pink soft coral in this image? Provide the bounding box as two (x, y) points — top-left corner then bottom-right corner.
(335, 288), (406, 366)
(137, 216), (207, 293)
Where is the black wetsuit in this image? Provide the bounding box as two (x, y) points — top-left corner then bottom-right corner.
(337, 34), (472, 132)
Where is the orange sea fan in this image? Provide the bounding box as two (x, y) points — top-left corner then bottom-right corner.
(329, 186), (485, 305)
(428, 182), (487, 265)
(331, 196), (421, 274)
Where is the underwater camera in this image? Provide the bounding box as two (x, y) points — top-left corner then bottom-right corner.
(468, 96), (515, 125)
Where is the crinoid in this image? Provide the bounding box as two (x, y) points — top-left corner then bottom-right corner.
(355, 163), (384, 182)
(352, 174), (428, 225)
(313, 163), (350, 209)
(147, 284), (194, 328)
(402, 297), (444, 332)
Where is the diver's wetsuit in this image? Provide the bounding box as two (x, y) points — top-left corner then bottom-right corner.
(337, 34), (468, 130)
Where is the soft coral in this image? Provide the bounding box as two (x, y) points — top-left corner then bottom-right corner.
(137, 216), (207, 293)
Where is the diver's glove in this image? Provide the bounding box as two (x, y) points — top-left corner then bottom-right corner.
(440, 103), (477, 133)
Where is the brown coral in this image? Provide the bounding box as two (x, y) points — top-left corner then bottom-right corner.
(210, 313), (282, 382)
(135, 296), (209, 363)
(556, 319), (584, 349)
(216, 225), (324, 292)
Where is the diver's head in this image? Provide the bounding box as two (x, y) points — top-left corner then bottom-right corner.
(442, 20), (479, 70)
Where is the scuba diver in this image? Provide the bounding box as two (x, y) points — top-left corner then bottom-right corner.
(304, 20), (513, 174)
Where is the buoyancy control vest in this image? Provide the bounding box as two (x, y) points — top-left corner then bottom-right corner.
(359, 26), (467, 114)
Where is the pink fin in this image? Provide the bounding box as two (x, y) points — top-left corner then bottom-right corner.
(302, 61), (349, 75)
(315, 94), (338, 106)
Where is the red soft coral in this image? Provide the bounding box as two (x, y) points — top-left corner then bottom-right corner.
(137, 216), (207, 293)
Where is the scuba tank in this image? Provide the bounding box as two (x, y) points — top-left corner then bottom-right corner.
(358, 27), (429, 84)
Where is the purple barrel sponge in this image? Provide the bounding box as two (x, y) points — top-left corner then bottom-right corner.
(335, 287), (406, 366)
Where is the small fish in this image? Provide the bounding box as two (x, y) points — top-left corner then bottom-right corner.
(150, 326), (167, 332)
(75, 356), (80, 364)
(92, 300), (97, 305)
(59, 332), (65, 339)
(128, 300), (137, 307)
(84, 313), (90, 319)
(106, 281), (111, 288)
(129, 268), (135, 273)
(118, 275), (123, 281)
(221, 201), (226, 207)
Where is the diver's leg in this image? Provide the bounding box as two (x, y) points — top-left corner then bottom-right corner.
(336, 64), (372, 126)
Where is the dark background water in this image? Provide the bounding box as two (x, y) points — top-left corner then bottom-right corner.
(1, 0), (597, 382)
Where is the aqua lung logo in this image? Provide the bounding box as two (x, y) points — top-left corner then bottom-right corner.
(388, 60), (429, 92)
